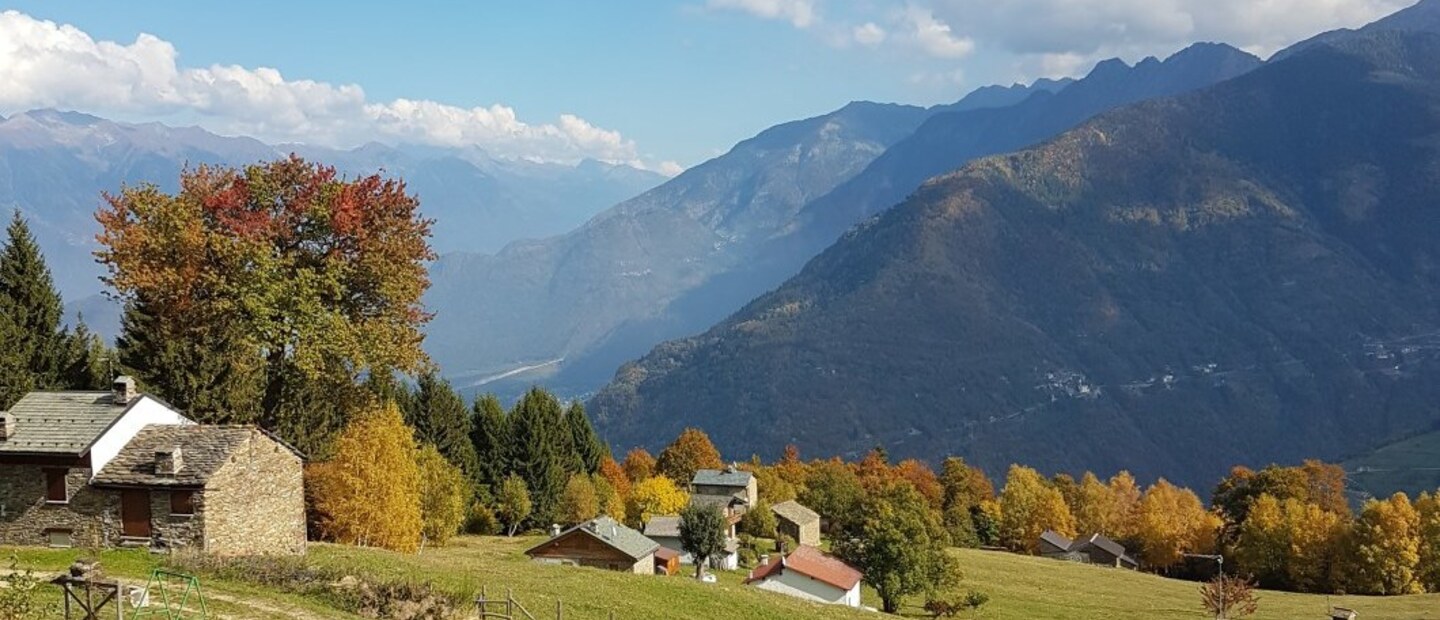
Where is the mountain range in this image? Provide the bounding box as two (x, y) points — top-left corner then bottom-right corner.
(426, 44), (1258, 398)
(590, 1), (1440, 488)
(0, 109), (663, 303)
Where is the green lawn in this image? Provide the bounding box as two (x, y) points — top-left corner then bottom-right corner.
(4, 538), (1438, 619)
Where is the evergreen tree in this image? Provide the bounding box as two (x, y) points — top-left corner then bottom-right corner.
(116, 295), (264, 425)
(469, 394), (510, 493)
(564, 401), (604, 475)
(0, 312), (27, 409)
(406, 372), (479, 477)
(508, 387), (569, 526)
(0, 210), (64, 392)
(59, 317), (113, 390)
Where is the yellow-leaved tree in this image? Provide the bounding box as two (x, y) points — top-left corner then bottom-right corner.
(998, 465), (1076, 553)
(1135, 479), (1219, 570)
(1108, 471), (1143, 540)
(1416, 490), (1440, 592)
(1070, 472), (1120, 537)
(1348, 493), (1422, 595)
(416, 444), (468, 547)
(307, 402), (422, 552)
(626, 475), (689, 528)
(558, 474), (600, 526)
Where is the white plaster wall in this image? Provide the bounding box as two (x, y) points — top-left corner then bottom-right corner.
(88, 396), (192, 477)
(754, 569), (857, 606)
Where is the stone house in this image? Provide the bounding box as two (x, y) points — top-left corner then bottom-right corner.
(525, 516), (658, 574)
(745, 545), (863, 607)
(642, 515), (739, 571)
(0, 378), (305, 555)
(771, 500), (821, 547)
(690, 466), (757, 514)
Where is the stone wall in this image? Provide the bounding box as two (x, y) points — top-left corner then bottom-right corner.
(150, 489), (205, 551)
(202, 431), (305, 555)
(0, 464), (120, 548)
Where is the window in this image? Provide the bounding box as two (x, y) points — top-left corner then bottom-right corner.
(170, 491), (196, 516)
(46, 529), (73, 548)
(44, 469), (68, 504)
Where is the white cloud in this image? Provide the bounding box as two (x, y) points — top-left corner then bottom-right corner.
(0, 10), (666, 169)
(904, 6), (976, 59)
(853, 22), (887, 47)
(707, 0), (818, 28)
(926, 0), (1411, 62)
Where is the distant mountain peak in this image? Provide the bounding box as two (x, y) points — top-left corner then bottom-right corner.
(16, 109), (106, 127)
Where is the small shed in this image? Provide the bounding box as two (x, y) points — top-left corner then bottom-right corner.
(771, 500), (821, 547)
(654, 547), (681, 576)
(1038, 530), (1073, 558)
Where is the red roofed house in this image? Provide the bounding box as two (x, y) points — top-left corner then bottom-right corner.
(744, 545), (863, 608)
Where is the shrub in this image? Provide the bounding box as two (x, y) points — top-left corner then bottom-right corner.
(466, 502), (501, 535)
(417, 445), (468, 547)
(741, 500), (778, 538)
(1200, 574), (1260, 619)
(0, 557), (47, 620)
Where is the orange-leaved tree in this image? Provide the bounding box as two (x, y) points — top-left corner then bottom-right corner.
(622, 448), (657, 483)
(656, 428), (724, 484)
(307, 402), (422, 552)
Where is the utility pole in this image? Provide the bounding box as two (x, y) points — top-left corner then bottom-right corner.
(1186, 553), (1225, 619)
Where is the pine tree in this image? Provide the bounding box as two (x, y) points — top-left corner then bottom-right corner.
(565, 401), (604, 475)
(407, 372), (479, 477)
(59, 317), (113, 390)
(508, 387), (569, 527)
(116, 294), (264, 425)
(469, 394), (510, 493)
(0, 210), (64, 392)
(0, 312), (27, 409)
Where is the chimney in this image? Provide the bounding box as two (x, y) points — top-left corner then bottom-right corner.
(0, 412), (14, 440)
(155, 447), (182, 476)
(550, 523), (562, 537)
(759, 554), (770, 566)
(112, 376), (138, 405)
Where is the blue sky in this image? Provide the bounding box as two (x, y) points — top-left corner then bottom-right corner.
(0, 0), (1410, 171)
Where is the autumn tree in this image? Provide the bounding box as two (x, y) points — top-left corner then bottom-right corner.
(626, 476), (689, 528)
(1135, 479), (1219, 570)
(940, 457), (994, 513)
(592, 474), (627, 521)
(834, 481), (960, 614)
(680, 503), (730, 579)
(496, 474), (533, 536)
(775, 445), (811, 491)
(998, 465), (1076, 553)
(656, 428), (724, 484)
(307, 402), (422, 552)
(896, 459), (944, 511)
(1232, 494), (1287, 587)
(1200, 574), (1260, 619)
(97, 158), (434, 454)
(598, 456), (631, 501)
(407, 373), (479, 478)
(1070, 472), (1120, 537)
(1108, 471), (1143, 541)
(801, 458), (865, 534)
(558, 474), (600, 526)
(1415, 490), (1440, 592)
(622, 448), (657, 483)
(746, 462), (798, 504)
(416, 444), (468, 547)
(1347, 493), (1422, 595)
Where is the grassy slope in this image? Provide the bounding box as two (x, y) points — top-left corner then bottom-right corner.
(1345, 429), (1440, 501)
(6, 538), (1439, 619)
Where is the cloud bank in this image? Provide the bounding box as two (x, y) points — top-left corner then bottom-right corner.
(0, 11), (679, 173)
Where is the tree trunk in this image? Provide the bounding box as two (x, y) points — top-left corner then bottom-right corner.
(695, 557), (706, 580)
(882, 594), (899, 614)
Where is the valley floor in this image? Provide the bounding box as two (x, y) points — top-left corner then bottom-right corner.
(5, 537), (1438, 619)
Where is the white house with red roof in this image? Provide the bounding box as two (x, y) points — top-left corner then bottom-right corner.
(744, 544), (863, 607)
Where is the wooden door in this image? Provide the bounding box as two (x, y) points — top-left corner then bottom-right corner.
(120, 490), (151, 538)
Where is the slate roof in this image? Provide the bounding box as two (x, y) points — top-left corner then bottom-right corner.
(691, 493), (744, 510)
(1071, 533), (1138, 567)
(0, 391), (135, 455)
(643, 515), (681, 539)
(527, 516), (658, 561)
(92, 425), (257, 488)
(771, 500), (820, 525)
(1039, 530), (1073, 551)
(745, 545), (862, 591)
(692, 468), (754, 488)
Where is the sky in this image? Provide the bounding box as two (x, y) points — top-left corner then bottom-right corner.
(0, 0), (1413, 173)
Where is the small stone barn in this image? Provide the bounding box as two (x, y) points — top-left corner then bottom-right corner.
(0, 379), (305, 555)
(525, 516), (658, 574)
(771, 500), (820, 547)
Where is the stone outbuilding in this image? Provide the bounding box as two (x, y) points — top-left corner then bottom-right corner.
(1038, 530), (1137, 569)
(525, 516), (659, 574)
(771, 500), (821, 547)
(0, 378), (305, 555)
